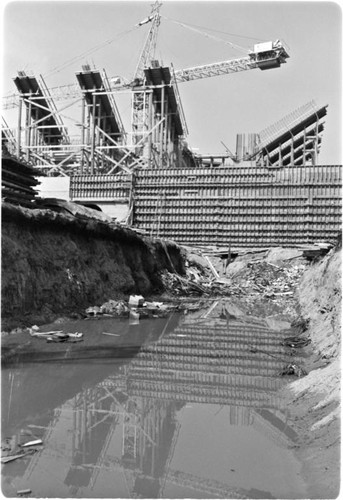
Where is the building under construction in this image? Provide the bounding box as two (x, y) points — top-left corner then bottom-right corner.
(1, 2), (341, 247)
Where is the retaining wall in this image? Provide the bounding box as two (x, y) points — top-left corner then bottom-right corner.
(70, 165), (342, 248)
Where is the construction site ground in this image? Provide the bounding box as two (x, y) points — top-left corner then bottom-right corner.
(1, 206), (341, 497)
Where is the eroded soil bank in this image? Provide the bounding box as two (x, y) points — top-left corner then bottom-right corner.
(282, 246), (341, 498)
(1, 203), (185, 331)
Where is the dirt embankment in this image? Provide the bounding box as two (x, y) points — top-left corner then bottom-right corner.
(284, 246), (341, 499)
(1, 203), (185, 330)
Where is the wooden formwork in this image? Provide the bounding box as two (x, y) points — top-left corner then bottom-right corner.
(70, 174), (131, 202)
(133, 165), (342, 247)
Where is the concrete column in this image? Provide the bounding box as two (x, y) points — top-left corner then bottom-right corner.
(159, 85), (165, 167)
(17, 98), (23, 158)
(90, 93), (96, 175)
(80, 94), (85, 174)
(147, 91), (153, 168)
(25, 100), (32, 162)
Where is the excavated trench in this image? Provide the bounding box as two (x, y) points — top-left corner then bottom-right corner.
(1, 205), (341, 498)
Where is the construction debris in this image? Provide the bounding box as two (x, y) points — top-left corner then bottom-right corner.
(279, 363), (308, 377)
(27, 326), (84, 343)
(281, 336), (311, 348)
(68, 332), (83, 339)
(20, 439), (43, 448)
(1, 448), (38, 464)
(129, 309), (140, 325)
(1, 453), (28, 464)
(17, 489), (32, 496)
(29, 330), (63, 337)
(128, 295), (145, 307)
(100, 299), (129, 315)
(159, 248), (310, 305)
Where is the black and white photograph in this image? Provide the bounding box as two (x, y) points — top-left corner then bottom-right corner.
(1, 1), (341, 498)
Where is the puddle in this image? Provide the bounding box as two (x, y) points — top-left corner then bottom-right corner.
(1, 300), (310, 498)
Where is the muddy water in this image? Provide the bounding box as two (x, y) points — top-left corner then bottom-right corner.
(1, 300), (309, 499)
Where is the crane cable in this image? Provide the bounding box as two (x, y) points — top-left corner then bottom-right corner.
(162, 16), (266, 54)
(43, 25), (141, 79)
(43, 13), (256, 79)
(167, 18), (267, 42)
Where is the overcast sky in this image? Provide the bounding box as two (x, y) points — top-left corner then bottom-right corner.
(1, 0), (342, 163)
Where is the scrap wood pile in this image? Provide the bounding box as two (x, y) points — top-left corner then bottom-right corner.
(160, 267), (243, 297)
(1, 433), (43, 495)
(28, 325), (84, 343)
(1, 435), (43, 464)
(84, 295), (207, 325)
(85, 296), (177, 320)
(238, 261), (307, 298)
(21, 295), (207, 344)
(160, 259), (307, 299)
(1, 153), (40, 208)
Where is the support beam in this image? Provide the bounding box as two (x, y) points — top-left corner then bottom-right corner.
(80, 94), (86, 174)
(16, 98), (23, 158)
(107, 118), (165, 175)
(91, 93), (97, 174)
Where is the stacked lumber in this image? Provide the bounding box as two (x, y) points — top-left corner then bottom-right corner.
(1, 154), (40, 207)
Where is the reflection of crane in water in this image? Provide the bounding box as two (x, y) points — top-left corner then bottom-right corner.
(31, 373), (250, 498)
(7, 363), (294, 499)
(63, 368), (289, 498)
(6, 302), (298, 498)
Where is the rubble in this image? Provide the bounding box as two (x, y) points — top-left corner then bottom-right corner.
(1, 428), (43, 468)
(160, 252), (308, 308)
(17, 489), (32, 496)
(129, 309), (140, 325)
(21, 439), (43, 448)
(280, 363), (308, 377)
(1, 452), (31, 464)
(84, 296), (180, 323)
(281, 335), (311, 348)
(100, 299), (129, 315)
(128, 295), (145, 307)
(1, 441), (40, 464)
(85, 306), (101, 317)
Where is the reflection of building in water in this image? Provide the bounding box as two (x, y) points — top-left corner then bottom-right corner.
(252, 408), (298, 447)
(3, 308), (299, 498)
(125, 316), (287, 409)
(58, 376), (181, 495)
(5, 366), (284, 498)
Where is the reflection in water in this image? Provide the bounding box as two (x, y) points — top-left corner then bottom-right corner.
(1, 300), (308, 498)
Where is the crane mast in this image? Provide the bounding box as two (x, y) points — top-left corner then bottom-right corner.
(131, 1), (162, 152)
(1, 3), (290, 174)
(133, 1), (162, 81)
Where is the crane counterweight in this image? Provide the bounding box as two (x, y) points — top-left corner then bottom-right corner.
(250, 39), (290, 70)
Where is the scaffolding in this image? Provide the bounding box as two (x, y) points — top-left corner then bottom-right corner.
(255, 100), (328, 167)
(3, 64), (192, 178)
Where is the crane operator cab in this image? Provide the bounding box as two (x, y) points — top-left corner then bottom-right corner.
(250, 40), (290, 70)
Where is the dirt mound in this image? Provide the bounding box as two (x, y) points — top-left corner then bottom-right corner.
(283, 247), (341, 498)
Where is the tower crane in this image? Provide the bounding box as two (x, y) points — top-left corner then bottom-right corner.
(1, 2), (290, 173)
(131, 1), (162, 150)
(3, 39), (289, 109)
(173, 39), (289, 83)
(1, 40), (289, 111)
(133, 1), (162, 81)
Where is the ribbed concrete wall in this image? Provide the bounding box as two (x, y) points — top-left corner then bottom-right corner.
(126, 320), (284, 408)
(70, 165), (342, 248)
(133, 165), (342, 247)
